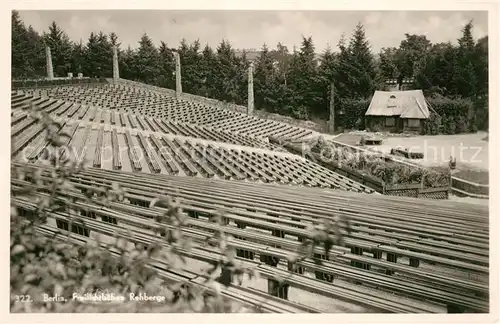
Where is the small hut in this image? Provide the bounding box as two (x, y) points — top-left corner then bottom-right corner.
(364, 90), (431, 133)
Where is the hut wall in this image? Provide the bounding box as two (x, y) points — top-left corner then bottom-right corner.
(403, 118), (424, 133)
(366, 116), (401, 132)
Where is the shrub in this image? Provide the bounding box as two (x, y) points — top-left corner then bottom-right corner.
(290, 105), (309, 120)
(427, 96), (474, 118)
(455, 115), (468, 134)
(427, 96), (477, 134)
(422, 112), (441, 135)
(310, 140), (450, 188)
(339, 98), (370, 129)
(468, 113), (479, 133)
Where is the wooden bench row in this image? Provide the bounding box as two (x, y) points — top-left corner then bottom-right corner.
(77, 105), (90, 120)
(93, 127), (104, 168)
(148, 134), (179, 175)
(76, 125), (92, 163)
(137, 133), (161, 174)
(11, 92), (278, 151)
(11, 120), (46, 157)
(11, 117), (36, 137)
(45, 120), (362, 190)
(60, 162), (485, 223)
(11, 194), (486, 313)
(68, 169), (487, 266)
(23, 122), (68, 160)
(124, 130), (142, 172)
(12, 181), (487, 294)
(12, 196), (446, 313)
(13, 84), (315, 141)
(31, 224), (318, 314)
(111, 129), (122, 170)
(13, 163), (488, 278)
(55, 102), (74, 116)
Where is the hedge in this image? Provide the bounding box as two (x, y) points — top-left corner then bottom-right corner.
(338, 98), (370, 130)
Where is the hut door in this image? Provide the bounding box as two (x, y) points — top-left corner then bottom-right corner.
(397, 117), (404, 132)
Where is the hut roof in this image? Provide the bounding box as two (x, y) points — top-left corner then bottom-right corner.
(365, 90), (430, 119)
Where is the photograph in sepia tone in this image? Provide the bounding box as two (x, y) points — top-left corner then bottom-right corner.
(10, 9), (489, 314)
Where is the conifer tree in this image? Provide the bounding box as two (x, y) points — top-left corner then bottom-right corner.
(254, 44), (278, 112)
(135, 33), (160, 85)
(157, 41), (175, 89)
(347, 23), (376, 99)
(119, 45), (137, 81)
(200, 44), (217, 98)
(71, 40), (86, 76)
(43, 21), (73, 77)
(455, 21), (478, 97)
(213, 40), (240, 102)
(317, 46), (337, 118)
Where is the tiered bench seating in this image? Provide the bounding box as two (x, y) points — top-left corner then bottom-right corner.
(11, 114), (47, 156)
(93, 126), (104, 168)
(111, 128), (122, 170)
(10, 117), (374, 192)
(148, 134), (179, 175)
(10, 92), (278, 151)
(12, 161), (489, 313)
(124, 130), (142, 172)
(137, 133), (161, 173)
(17, 82), (316, 140)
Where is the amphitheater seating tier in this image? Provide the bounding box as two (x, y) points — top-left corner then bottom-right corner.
(12, 161), (489, 313)
(11, 93), (373, 193)
(19, 82), (316, 140)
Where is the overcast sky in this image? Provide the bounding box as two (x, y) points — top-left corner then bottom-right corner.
(17, 10), (488, 53)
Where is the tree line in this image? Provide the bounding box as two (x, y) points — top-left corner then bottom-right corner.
(12, 11), (489, 130)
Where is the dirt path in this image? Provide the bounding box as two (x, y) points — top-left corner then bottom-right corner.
(333, 132), (489, 172)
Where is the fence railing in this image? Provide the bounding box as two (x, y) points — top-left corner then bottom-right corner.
(451, 177), (489, 196)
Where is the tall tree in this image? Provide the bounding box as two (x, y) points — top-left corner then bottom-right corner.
(178, 39), (203, 95)
(235, 50), (250, 105)
(414, 42), (456, 96)
(286, 36), (322, 119)
(269, 42), (291, 86)
(43, 21), (73, 77)
(26, 25), (46, 77)
(84, 32), (112, 78)
(199, 44), (217, 98)
(474, 35), (489, 129)
(12, 11), (45, 79)
(119, 45), (137, 81)
(11, 10), (28, 78)
(458, 20), (475, 50)
(333, 34), (354, 100)
(213, 39), (241, 102)
(474, 35), (488, 97)
(378, 47), (400, 81)
(109, 32), (121, 48)
(254, 44), (279, 112)
(454, 21), (478, 97)
(157, 41), (175, 90)
(71, 40), (86, 75)
(347, 23), (377, 99)
(317, 46), (337, 119)
(134, 33), (160, 85)
(396, 34), (432, 83)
